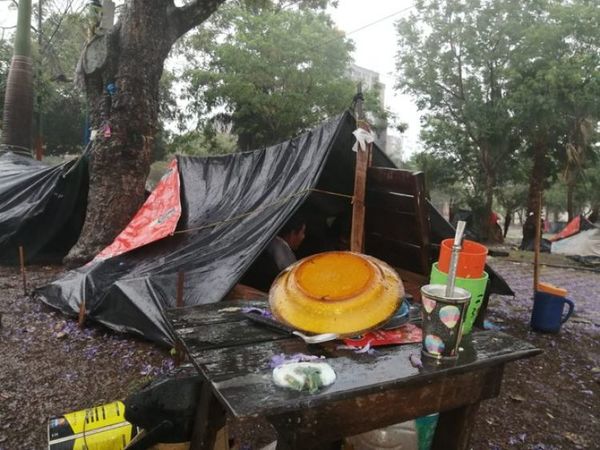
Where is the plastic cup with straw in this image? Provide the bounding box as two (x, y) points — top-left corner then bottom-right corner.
(420, 221), (472, 360)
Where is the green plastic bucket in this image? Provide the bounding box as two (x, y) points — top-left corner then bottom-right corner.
(430, 262), (489, 334)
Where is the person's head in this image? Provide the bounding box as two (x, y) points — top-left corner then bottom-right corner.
(278, 213), (306, 251)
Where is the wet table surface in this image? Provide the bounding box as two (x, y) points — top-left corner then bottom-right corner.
(166, 300), (541, 449)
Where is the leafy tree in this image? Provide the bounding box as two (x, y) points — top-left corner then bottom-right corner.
(169, 129), (237, 156)
(2, 6), (89, 155)
(507, 0), (600, 219)
(0, 37), (13, 132)
(61, 0), (345, 264)
(395, 0), (599, 240)
(2, 0), (34, 153)
(395, 0), (529, 240)
(405, 150), (457, 197)
(181, 4), (357, 150)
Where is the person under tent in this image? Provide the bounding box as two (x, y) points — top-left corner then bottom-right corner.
(236, 213), (307, 294)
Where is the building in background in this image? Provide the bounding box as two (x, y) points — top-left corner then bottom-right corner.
(385, 134), (403, 166)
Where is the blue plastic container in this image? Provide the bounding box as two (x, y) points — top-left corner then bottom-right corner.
(530, 291), (574, 333)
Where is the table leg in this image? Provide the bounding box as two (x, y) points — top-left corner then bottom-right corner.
(190, 381), (226, 450)
(271, 424), (342, 450)
(431, 402), (481, 450)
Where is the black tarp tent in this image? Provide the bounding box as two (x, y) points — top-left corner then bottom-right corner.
(36, 112), (512, 345)
(0, 151), (88, 264)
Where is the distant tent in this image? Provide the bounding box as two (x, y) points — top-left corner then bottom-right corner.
(0, 152), (88, 264)
(36, 112), (513, 345)
(549, 215), (594, 242)
(552, 226), (600, 257)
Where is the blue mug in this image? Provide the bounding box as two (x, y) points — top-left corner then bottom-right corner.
(530, 291), (575, 333)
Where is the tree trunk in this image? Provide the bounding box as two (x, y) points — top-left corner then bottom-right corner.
(566, 182), (574, 221)
(482, 180), (494, 241)
(479, 142), (495, 242)
(503, 209), (512, 238)
(527, 136), (547, 216)
(2, 0), (33, 155)
(65, 0), (226, 266)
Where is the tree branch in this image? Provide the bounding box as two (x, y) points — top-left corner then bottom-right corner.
(434, 81), (462, 101)
(168, 0), (227, 42)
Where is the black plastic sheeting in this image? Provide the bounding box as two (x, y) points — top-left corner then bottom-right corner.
(37, 114), (347, 345)
(0, 152), (88, 264)
(36, 112), (513, 346)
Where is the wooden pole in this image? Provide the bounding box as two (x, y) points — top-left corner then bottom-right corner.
(18, 246), (27, 295)
(174, 271), (185, 366)
(533, 191), (542, 293)
(351, 83), (372, 253)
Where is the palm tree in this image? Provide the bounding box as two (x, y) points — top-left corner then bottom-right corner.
(1, 0), (33, 156)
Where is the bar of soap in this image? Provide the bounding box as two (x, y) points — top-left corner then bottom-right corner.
(272, 362), (336, 393)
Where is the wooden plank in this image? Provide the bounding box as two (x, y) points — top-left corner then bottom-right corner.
(365, 208), (420, 244)
(394, 267), (429, 287)
(189, 332), (540, 419)
(367, 167), (421, 194)
(412, 171), (432, 276)
(351, 144), (371, 253)
(177, 318), (289, 355)
(267, 365), (504, 449)
(365, 234), (425, 274)
(167, 299), (268, 328)
(365, 189), (415, 214)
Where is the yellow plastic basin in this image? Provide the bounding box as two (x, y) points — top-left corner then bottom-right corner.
(269, 251), (403, 335)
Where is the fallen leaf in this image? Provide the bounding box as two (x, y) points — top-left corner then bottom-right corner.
(509, 394), (525, 402)
(546, 412), (555, 419)
(564, 432), (588, 446)
(219, 307), (242, 312)
(591, 367), (600, 374)
(572, 318), (592, 324)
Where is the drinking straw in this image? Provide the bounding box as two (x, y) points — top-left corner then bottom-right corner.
(445, 221), (466, 297)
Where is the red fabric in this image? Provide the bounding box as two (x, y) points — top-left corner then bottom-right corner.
(550, 216), (580, 242)
(93, 159), (181, 261)
(489, 211), (499, 225)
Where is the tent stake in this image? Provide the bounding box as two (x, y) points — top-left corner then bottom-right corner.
(18, 246), (27, 295)
(351, 83), (371, 253)
(174, 271), (185, 366)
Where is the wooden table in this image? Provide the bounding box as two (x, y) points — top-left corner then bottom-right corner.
(166, 300), (541, 450)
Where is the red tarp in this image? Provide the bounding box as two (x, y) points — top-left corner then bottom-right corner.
(93, 160), (181, 262)
(550, 216), (582, 242)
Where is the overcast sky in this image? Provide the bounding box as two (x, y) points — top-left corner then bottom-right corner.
(329, 0), (421, 156)
(1, 0), (422, 156)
